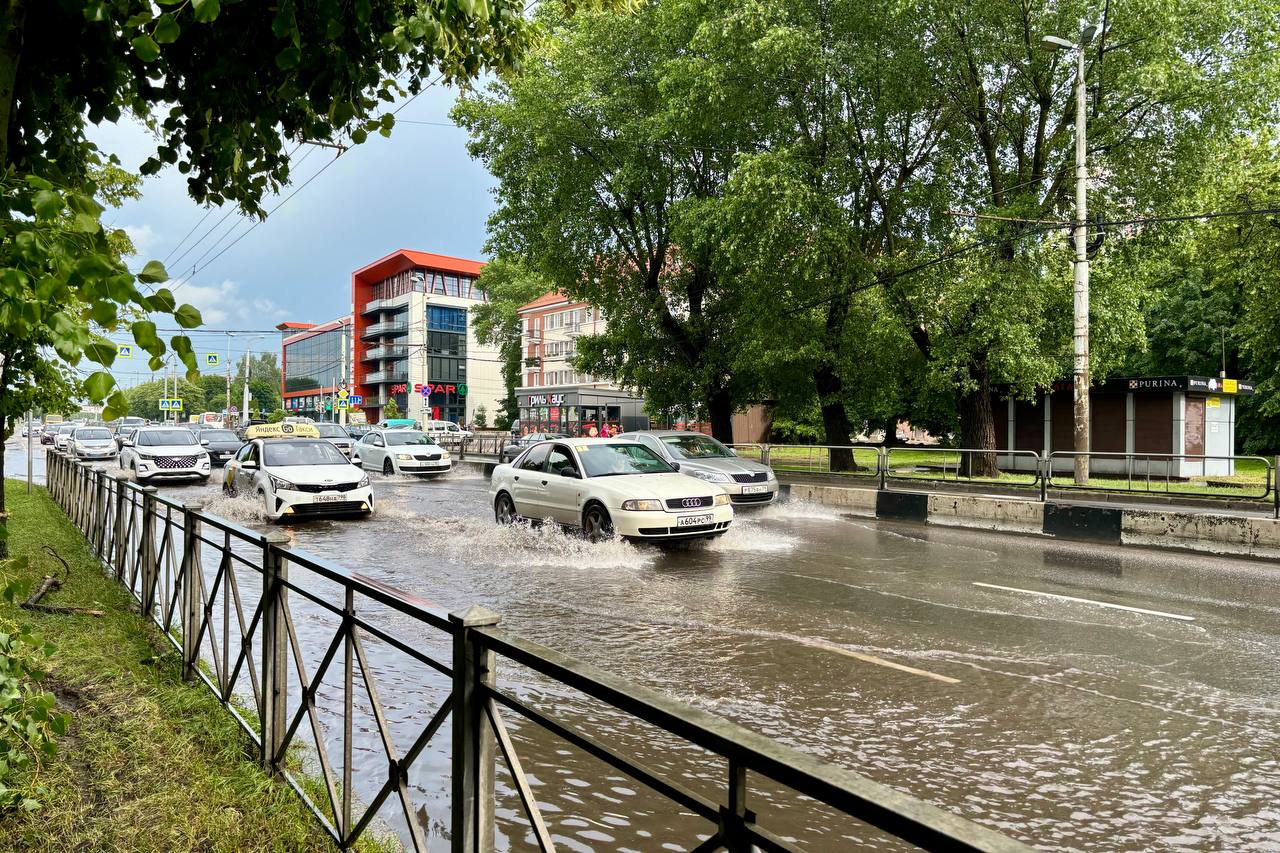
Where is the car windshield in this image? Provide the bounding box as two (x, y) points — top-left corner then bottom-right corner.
(578, 443), (673, 477)
(660, 434), (732, 459)
(58, 425), (76, 434)
(316, 424), (349, 438)
(202, 430), (237, 441)
(385, 431), (437, 447)
(263, 440), (349, 467)
(75, 428), (111, 440)
(137, 430), (198, 447)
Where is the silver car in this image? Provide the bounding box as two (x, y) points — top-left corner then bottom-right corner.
(617, 430), (778, 506)
(315, 423), (354, 458)
(70, 426), (118, 460)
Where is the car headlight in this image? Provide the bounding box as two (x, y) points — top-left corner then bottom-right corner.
(269, 474), (297, 491)
(766, 469), (777, 480)
(621, 499), (663, 511)
(358, 474), (370, 487)
(395, 453), (413, 460)
(688, 469), (731, 483)
(713, 493), (731, 506)
(440, 451), (450, 460)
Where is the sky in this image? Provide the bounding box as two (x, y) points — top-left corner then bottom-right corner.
(91, 84), (497, 386)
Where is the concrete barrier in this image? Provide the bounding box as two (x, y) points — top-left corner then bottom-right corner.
(927, 493), (1044, 535)
(876, 490), (929, 522)
(1043, 504), (1122, 544)
(1121, 510), (1280, 560)
(787, 483), (877, 516)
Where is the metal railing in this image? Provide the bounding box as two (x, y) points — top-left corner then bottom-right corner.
(753, 444), (1277, 513)
(45, 449), (1028, 851)
(1046, 451), (1275, 504)
(361, 320), (409, 339)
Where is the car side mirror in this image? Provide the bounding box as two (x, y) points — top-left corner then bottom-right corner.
(560, 468), (581, 479)
(727, 447), (737, 456)
(241, 460), (258, 470)
(670, 462), (681, 471)
(200, 439), (210, 446)
(121, 439), (133, 447)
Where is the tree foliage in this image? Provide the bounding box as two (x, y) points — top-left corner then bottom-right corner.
(471, 258), (551, 428)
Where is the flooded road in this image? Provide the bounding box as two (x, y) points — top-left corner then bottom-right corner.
(11, 440), (1280, 850)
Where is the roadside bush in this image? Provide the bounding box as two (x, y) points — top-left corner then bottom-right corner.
(0, 571), (68, 813)
(474, 406), (488, 428)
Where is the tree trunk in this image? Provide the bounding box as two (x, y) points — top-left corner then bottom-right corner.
(882, 416), (906, 447)
(0, 0), (26, 168)
(957, 359), (998, 478)
(708, 387), (734, 444)
(814, 364), (856, 471)
(0, 410), (8, 559)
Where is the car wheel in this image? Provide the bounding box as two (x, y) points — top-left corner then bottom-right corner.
(494, 492), (517, 525)
(382, 458), (394, 476)
(582, 504), (615, 542)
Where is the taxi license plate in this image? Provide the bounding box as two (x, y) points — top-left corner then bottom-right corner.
(313, 494), (344, 503)
(677, 513), (713, 528)
(742, 484), (768, 494)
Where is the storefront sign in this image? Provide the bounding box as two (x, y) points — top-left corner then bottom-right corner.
(525, 393), (565, 406)
(414, 383), (458, 396)
(1207, 396), (1221, 408)
(1128, 378), (1182, 391)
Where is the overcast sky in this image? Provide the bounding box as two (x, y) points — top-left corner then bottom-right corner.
(92, 84), (496, 385)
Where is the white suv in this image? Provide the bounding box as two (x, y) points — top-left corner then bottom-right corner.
(120, 426), (211, 484)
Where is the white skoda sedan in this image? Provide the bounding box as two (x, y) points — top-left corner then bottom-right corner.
(223, 437), (373, 521)
(489, 438), (733, 542)
(353, 429), (451, 477)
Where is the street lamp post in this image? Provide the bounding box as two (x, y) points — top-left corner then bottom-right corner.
(1043, 21), (1098, 486)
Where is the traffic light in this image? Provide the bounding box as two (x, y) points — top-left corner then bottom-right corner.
(325, 398), (332, 411)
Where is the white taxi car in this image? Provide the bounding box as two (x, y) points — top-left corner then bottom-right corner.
(222, 424), (373, 521)
(353, 429), (451, 477)
(120, 426), (211, 484)
(489, 438), (733, 542)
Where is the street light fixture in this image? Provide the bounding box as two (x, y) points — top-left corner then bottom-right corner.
(1042, 20), (1097, 486)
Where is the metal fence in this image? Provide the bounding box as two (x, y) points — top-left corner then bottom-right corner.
(751, 444), (1278, 513)
(42, 449), (1028, 853)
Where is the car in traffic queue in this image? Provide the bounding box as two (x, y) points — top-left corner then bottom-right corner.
(499, 432), (568, 464)
(617, 430), (779, 507)
(119, 426), (212, 485)
(52, 423), (78, 451)
(490, 438), (734, 543)
(353, 429), (451, 477)
(196, 428), (243, 466)
(423, 420), (472, 442)
(222, 423), (373, 521)
(345, 424), (374, 441)
(113, 424), (141, 450)
(315, 423), (354, 458)
(39, 424), (59, 445)
(70, 426), (118, 461)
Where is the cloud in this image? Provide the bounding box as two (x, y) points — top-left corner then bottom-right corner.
(172, 280), (289, 326)
(120, 223), (159, 257)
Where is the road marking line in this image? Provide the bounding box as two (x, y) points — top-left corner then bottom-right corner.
(971, 582), (1196, 622)
(797, 638), (960, 684)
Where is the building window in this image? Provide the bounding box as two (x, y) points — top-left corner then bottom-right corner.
(427, 305), (466, 332)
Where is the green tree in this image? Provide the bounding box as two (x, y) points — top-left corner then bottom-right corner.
(383, 398), (401, 421)
(471, 258), (551, 428)
(473, 406), (488, 429)
(455, 1), (766, 441)
(125, 378), (207, 422)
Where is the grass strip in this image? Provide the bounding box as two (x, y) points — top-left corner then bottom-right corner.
(0, 482), (397, 852)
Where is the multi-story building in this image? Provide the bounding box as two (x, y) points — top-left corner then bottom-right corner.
(280, 316), (353, 418)
(514, 292), (648, 436)
(352, 249), (503, 426)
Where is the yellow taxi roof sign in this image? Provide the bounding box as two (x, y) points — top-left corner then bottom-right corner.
(245, 423), (321, 440)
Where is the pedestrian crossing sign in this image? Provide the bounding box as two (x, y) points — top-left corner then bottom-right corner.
(117, 344), (133, 359)
(337, 399), (350, 410)
(159, 398), (184, 411)
(205, 354), (219, 367)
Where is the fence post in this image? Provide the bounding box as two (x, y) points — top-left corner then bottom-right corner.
(93, 469), (108, 557)
(878, 447), (887, 490)
(112, 473), (129, 579)
(1274, 456), (1279, 520)
(450, 605), (500, 853)
(1039, 454), (1048, 502)
(260, 531), (292, 775)
(181, 501), (205, 683)
(139, 486), (159, 617)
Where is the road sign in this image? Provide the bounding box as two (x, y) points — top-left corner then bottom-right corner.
(349, 394), (363, 406)
(159, 398), (184, 411)
(117, 344), (133, 359)
(205, 353), (219, 366)
(338, 388), (349, 400)
(337, 399), (349, 410)
(229, 406), (238, 415)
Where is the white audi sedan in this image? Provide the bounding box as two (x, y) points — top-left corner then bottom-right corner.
(223, 433), (373, 521)
(119, 426), (211, 484)
(489, 438), (733, 543)
(353, 429), (451, 477)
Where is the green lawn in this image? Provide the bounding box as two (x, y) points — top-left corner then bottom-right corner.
(0, 482), (396, 852)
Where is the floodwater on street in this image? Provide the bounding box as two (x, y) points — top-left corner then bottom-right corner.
(10, 439), (1280, 851)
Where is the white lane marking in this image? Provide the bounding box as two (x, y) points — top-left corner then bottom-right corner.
(971, 582), (1196, 622)
(796, 638), (960, 684)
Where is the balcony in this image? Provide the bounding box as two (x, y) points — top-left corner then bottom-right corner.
(362, 344), (409, 362)
(360, 319), (409, 339)
(361, 293), (412, 316)
(364, 368), (408, 385)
